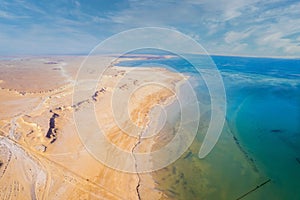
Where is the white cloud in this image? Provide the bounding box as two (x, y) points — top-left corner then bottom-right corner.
(1, 0), (300, 57)
(257, 32), (300, 54)
(218, 1), (300, 56)
(186, 0), (260, 21)
(0, 10), (28, 19)
(188, 33), (200, 41)
(225, 31), (251, 43)
(0, 10), (15, 19)
(74, 0), (81, 8)
(232, 43), (248, 52)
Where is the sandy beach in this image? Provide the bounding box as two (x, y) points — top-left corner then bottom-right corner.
(0, 55), (186, 199)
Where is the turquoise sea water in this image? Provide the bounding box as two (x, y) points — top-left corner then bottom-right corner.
(118, 54), (300, 199)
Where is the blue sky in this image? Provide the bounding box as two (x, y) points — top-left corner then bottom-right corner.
(0, 0), (300, 57)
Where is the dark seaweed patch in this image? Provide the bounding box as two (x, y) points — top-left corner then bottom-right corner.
(183, 151), (192, 159)
(172, 166), (176, 174)
(271, 129), (283, 133)
(232, 135), (259, 172)
(179, 172), (184, 179)
(167, 189), (179, 196)
(296, 157), (300, 165)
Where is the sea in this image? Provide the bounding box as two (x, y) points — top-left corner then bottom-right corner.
(118, 53), (300, 200)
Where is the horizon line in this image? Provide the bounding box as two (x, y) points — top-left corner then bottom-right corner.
(0, 52), (300, 60)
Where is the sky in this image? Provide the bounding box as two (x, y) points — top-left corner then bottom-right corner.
(0, 0), (300, 57)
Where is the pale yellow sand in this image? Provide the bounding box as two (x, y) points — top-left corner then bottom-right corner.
(0, 56), (186, 199)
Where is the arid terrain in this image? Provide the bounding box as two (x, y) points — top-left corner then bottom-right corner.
(0, 56), (186, 200)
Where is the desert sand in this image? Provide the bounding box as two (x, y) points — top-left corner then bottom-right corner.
(0, 55), (186, 199)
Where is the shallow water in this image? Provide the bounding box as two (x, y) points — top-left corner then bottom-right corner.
(119, 54), (300, 199)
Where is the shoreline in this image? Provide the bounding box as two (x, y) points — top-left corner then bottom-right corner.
(133, 70), (189, 199)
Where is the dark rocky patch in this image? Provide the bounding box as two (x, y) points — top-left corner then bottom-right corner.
(92, 91), (99, 101)
(44, 61), (58, 64)
(50, 138), (57, 144)
(46, 112), (59, 143)
(71, 99), (90, 110)
(55, 106), (63, 111)
(26, 130), (34, 136)
(119, 84), (128, 90)
(52, 67), (61, 70)
(92, 88), (106, 101)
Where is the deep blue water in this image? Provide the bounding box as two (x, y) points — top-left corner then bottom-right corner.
(118, 54), (300, 199)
